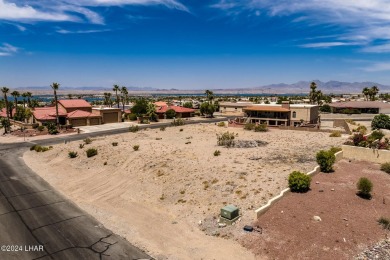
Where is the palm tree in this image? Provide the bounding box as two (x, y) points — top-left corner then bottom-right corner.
(362, 87), (370, 101)
(146, 102), (157, 121)
(11, 90), (20, 117)
(205, 90), (214, 104)
(21, 92), (28, 108)
(113, 84), (120, 108)
(371, 86), (379, 101)
(1, 87), (10, 120)
(309, 82), (317, 104)
(50, 82), (60, 126)
(121, 86), (128, 111)
(26, 92), (32, 107)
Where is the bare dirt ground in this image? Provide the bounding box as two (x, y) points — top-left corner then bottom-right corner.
(23, 124), (345, 259)
(241, 160), (390, 260)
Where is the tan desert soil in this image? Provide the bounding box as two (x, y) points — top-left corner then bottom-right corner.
(23, 124), (345, 259)
(241, 160), (390, 260)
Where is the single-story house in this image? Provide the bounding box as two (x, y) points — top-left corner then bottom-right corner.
(219, 102), (254, 114)
(243, 102), (319, 126)
(155, 105), (195, 119)
(329, 101), (390, 114)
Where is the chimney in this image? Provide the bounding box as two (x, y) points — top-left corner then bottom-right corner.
(281, 101), (290, 110)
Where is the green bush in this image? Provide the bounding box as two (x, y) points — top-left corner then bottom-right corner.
(214, 150), (221, 156)
(30, 145), (37, 151)
(32, 123), (39, 129)
(128, 113), (137, 121)
(254, 124), (268, 132)
(378, 217), (390, 230)
(171, 118), (185, 126)
(356, 125), (367, 135)
(46, 122), (58, 135)
(112, 142), (118, 146)
(329, 146), (342, 155)
(133, 145), (140, 151)
(79, 143), (85, 149)
(244, 123), (255, 131)
(129, 125), (139, 132)
(369, 130), (384, 141)
(165, 109), (176, 119)
(352, 133), (364, 146)
(316, 150), (336, 172)
(371, 114), (390, 130)
(30, 145), (50, 152)
(84, 137), (92, 144)
(217, 131), (235, 147)
(357, 177), (373, 198)
(329, 131), (341, 137)
(86, 148), (98, 158)
(217, 122), (226, 127)
(68, 151), (78, 158)
(320, 104), (331, 113)
(37, 125), (44, 132)
(288, 171), (311, 192)
(380, 162), (390, 173)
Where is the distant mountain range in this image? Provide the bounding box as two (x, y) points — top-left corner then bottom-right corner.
(15, 80), (390, 94)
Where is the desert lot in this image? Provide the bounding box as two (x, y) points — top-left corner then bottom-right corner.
(24, 124), (346, 259)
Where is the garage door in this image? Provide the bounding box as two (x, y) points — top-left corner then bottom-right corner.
(89, 118), (100, 125)
(72, 119), (87, 127)
(103, 112), (118, 123)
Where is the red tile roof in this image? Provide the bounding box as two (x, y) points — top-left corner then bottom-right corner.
(58, 99), (92, 108)
(154, 101), (168, 107)
(67, 110), (100, 119)
(155, 105), (195, 114)
(33, 107), (67, 121)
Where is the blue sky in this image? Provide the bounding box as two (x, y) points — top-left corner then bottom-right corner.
(1, 0), (390, 89)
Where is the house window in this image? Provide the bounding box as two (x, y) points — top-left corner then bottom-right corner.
(292, 111), (296, 118)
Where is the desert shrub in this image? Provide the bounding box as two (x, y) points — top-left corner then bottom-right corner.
(37, 125), (45, 132)
(369, 130), (384, 141)
(165, 109), (176, 119)
(171, 118), (185, 126)
(217, 121), (226, 127)
(217, 131), (235, 147)
(288, 171), (311, 192)
(329, 131), (341, 137)
(244, 123), (255, 131)
(345, 119), (357, 125)
(352, 133), (364, 146)
(86, 148), (97, 158)
(79, 143), (85, 149)
(68, 151), (78, 158)
(358, 141), (369, 147)
(128, 113), (137, 121)
(380, 162), (390, 173)
(112, 142), (118, 146)
(214, 150), (221, 156)
(129, 125), (139, 132)
(329, 146), (342, 155)
(84, 137), (92, 144)
(133, 145), (140, 151)
(316, 150), (336, 173)
(160, 126), (166, 131)
(343, 140), (354, 146)
(378, 217), (390, 230)
(371, 114), (390, 130)
(31, 145), (50, 152)
(377, 141), (389, 150)
(180, 128), (183, 132)
(357, 177), (373, 198)
(356, 125), (367, 135)
(46, 122), (58, 135)
(254, 124), (268, 132)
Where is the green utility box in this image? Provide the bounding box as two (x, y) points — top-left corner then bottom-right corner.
(221, 205), (239, 220)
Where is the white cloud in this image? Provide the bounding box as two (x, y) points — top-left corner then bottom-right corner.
(363, 62), (390, 72)
(0, 0), (77, 22)
(0, 43), (19, 56)
(212, 0), (390, 52)
(56, 28), (111, 34)
(300, 42), (355, 48)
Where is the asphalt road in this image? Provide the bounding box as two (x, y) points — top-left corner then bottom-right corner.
(0, 118), (227, 260)
(0, 143), (152, 260)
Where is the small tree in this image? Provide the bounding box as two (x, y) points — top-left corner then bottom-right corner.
(320, 104), (331, 113)
(371, 114), (390, 130)
(183, 102), (193, 108)
(200, 102), (215, 117)
(357, 177), (373, 199)
(165, 109), (176, 119)
(288, 171), (311, 192)
(316, 150), (336, 172)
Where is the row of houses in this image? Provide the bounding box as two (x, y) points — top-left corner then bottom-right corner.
(0, 99), (196, 127)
